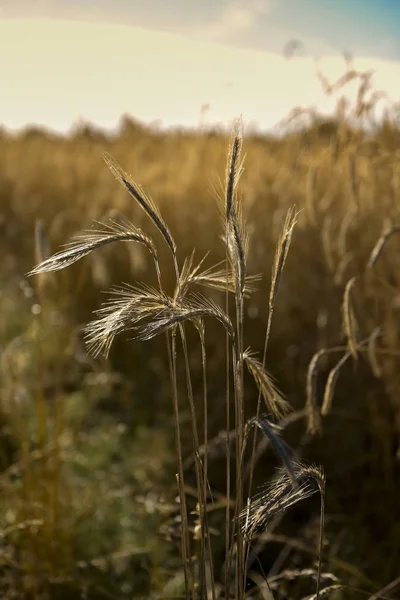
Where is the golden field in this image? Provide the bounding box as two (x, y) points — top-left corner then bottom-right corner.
(1, 105), (400, 599)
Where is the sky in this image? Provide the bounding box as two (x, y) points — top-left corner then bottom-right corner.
(0, 0), (399, 134)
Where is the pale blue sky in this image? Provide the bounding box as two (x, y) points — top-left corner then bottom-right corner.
(1, 0), (400, 60)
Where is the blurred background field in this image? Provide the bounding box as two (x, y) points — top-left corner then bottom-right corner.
(1, 99), (400, 598)
(2, 6), (400, 597)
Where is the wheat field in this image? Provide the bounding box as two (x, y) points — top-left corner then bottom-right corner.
(1, 96), (400, 599)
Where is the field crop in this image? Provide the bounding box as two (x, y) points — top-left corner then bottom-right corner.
(1, 94), (400, 599)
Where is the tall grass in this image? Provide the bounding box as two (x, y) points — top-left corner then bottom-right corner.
(29, 122), (329, 599)
(1, 79), (400, 597)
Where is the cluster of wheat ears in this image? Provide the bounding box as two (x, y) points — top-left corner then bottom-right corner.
(29, 119), (397, 600)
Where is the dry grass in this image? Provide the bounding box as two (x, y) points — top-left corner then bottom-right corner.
(1, 92), (400, 599)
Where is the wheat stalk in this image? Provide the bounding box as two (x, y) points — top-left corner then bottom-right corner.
(29, 219), (157, 275)
(102, 153), (176, 257)
(243, 350), (290, 419)
(368, 326), (383, 378)
(342, 276), (359, 360)
(367, 226), (400, 268)
(240, 461), (324, 537)
(321, 336), (371, 416)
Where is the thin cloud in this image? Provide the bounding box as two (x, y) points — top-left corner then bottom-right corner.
(1, 20), (399, 134)
(194, 0), (272, 43)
